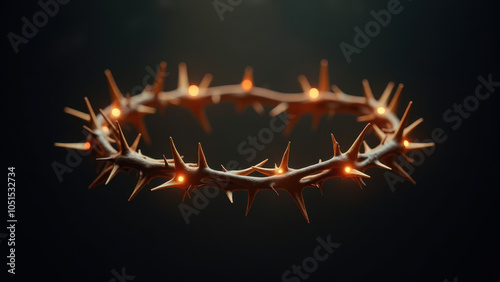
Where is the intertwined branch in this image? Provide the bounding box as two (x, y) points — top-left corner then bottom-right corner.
(55, 60), (434, 223)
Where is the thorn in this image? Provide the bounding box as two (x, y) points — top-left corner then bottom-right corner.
(374, 160), (392, 170)
(169, 137), (187, 170)
(362, 79), (374, 102)
(105, 164), (120, 185)
(394, 102), (413, 141)
(128, 175), (150, 201)
(130, 133), (141, 151)
(372, 124), (386, 141)
(89, 164), (113, 189)
(252, 102), (264, 114)
(319, 59), (329, 92)
(312, 113), (322, 130)
(245, 190), (258, 216)
(226, 191), (234, 203)
(363, 141), (372, 153)
(129, 118), (151, 145)
(198, 73), (213, 94)
(279, 142), (291, 172)
(345, 168), (370, 178)
(405, 142), (435, 151)
(270, 183), (280, 196)
(379, 81), (395, 106)
(104, 69), (124, 104)
(345, 124), (371, 161)
(288, 189), (310, 223)
(269, 102), (288, 117)
(54, 142), (90, 151)
(298, 74), (311, 93)
(357, 113), (375, 123)
(197, 143), (209, 169)
(388, 83), (404, 113)
(331, 134), (342, 156)
(177, 62), (189, 90)
(84, 97), (99, 128)
(137, 105), (157, 115)
(152, 61), (167, 96)
(64, 107), (90, 121)
(403, 118), (424, 137)
(115, 121), (131, 154)
(392, 161), (416, 184)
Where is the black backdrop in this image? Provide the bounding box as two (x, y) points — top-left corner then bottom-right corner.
(2, 0), (499, 281)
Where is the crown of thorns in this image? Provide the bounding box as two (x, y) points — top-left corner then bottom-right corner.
(55, 60), (434, 223)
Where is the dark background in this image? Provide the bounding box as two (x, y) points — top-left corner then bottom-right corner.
(2, 0), (499, 281)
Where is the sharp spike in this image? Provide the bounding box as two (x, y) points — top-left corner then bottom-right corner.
(388, 83), (404, 113)
(89, 164), (113, 189)
(105, 164), (120, 185)
(84, 97), (99, 128)
(252, 102), (264, 114)
(64, 107), (90, 121)
(331, 134), (342, 156)
(197, 143), (209, 169)
(269, 102), (288, 117)
(405, 142), (435, 151)
(270, 183), (280, 196)
(245, 190), (258, 216)
(362, 79), (374, 102)
(150, 178), (183, 191)
(372, 124), (386, 141)
(298, 75), (311, 93)
(379, 81), (395, 106)
(345, 124), (371, 161)
(319, 59), (329, 92)
(128, 175), (150, 201)
(283, 115), (299, 136)
(279, 142), (291, 171)
(177, 62), (189, 90)
(169, 137), (187, 170)
(357, 113), (375, 122)
(115, 121), (131, 154)
(252, 166), (278, 176)
(394, 102), (413, 141)
(130, 133), (141, 151)
(403, 117), (424, 137)
(104, 69), (124, 104)
(199, 73), (213, 90)
(374, 160), (392, 170)
(162, 155), (171, 168)
(289, 189), (309, 223)
(345, 168), (370, 178)
(392, 161), (416, 184)
(54, 142), (90, 151)
(193, 108), (212, 133)
(152, 61), (167, 96)
(226, 191), (234, 203)
(137, 105), (157, 115)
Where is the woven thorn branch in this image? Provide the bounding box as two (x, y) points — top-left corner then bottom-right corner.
(55, 60), (435, 223)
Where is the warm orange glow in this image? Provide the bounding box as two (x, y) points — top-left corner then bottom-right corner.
(102, 125), (109, 132)
(84, 142), (91, 150)
(377, 107), (386, 114)
(308, 88), (319, 99)
(403, 140), (410, 147)
(344, 166), (351, 173)
(111, 107), (121, 118)
(177, 175), (185, 183)
(277, 169), (283, 174)
(241, 79), (253, 91)
(188, 85), (199, 96)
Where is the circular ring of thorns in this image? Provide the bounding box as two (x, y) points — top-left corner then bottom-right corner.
(55, 60), (435, 223)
